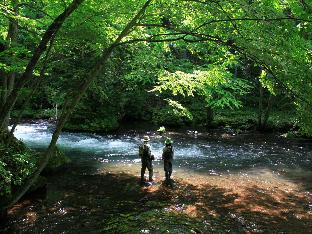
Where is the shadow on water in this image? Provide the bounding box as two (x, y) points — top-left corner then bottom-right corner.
(1, 169), (311, 233)
(278, 168), (312, 192)
(2, 122), (311, 233)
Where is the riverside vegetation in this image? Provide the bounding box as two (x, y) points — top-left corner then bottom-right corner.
(0, 0), (311, 231)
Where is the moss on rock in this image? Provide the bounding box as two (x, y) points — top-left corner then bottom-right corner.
(43, 147), (71, 173)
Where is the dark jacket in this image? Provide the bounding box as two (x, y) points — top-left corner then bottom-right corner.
(139, 143), (153, 162)
(162, 145), (173, 162)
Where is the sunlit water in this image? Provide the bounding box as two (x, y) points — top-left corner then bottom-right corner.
(13, 122), (312, 178)
(3, 122), (311, 233)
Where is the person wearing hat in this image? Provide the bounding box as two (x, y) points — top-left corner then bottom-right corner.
(139, 135), (154, 183)
(162, 138), (174, 182)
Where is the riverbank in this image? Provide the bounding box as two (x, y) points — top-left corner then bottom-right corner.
(0, 131), (70, 214)
(12, 107), (306, 138)
(1, 163), (311, 233)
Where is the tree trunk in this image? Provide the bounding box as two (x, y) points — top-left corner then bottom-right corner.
(8, 34), (56, 144)
(0, 0), (19, 131)
(258, 84), (273, 130)
(0, 0), (152, 212)
(258, 84), (264, 129)
(0, 0), (85, 129)
(262, 94), (272, 128)
(0, 72), (8, 114)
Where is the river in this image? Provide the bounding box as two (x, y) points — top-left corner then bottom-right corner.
(1, 122), (312, 233)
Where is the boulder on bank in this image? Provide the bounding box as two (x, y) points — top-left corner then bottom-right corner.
(43, 147), (71, 174)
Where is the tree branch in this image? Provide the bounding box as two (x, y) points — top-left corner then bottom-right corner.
(194, 17), (312, 31)
(17, 2), (53, 19)
(0, 0), (85, 128)
(136, 23), (164, 27)
(0, 0), (154, 212)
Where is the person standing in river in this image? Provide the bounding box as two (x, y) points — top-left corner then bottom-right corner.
(139, 135), (154, 183)
(162, 138), (174, 183)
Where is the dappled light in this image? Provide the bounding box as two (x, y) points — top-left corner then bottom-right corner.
(0, 123), (310, 233)
(2, 166), (311, 233)
(1, 0), (311, 232)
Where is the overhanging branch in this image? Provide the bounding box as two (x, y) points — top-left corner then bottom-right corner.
(195, 17), (312, 31)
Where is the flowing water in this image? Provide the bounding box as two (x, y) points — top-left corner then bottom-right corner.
(12, 122), (312, 176)
(1, 121), (312, 233)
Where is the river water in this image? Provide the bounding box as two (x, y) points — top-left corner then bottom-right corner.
(2, 122), (312, 233)
(12, 122), (312, 176)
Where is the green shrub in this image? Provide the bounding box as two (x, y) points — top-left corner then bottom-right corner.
(188, 101), (214, 126)
(35, 108), (56, 119)
(0, 160), (12, 197)
(0, 135), (69, 199)
(11, 108), (56, 119)
(0, 142), (38, 197)
(65, 116), (119, 132)
(296, 103), (312, 136)
(266, 111), (297, 130)
(213, 109), (257, 130)
(213, 109), (298, 132)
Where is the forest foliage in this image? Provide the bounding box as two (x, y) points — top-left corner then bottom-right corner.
(1, 0), (311, 133)
(0, 0), (311, 210)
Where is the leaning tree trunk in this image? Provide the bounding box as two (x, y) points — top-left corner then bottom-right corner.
(0, 0), (85, 130)
(0, 0), (153, 212)
(7, 34), (56, 145)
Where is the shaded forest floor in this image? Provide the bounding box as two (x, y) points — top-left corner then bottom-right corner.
(1, 163), (311, 233)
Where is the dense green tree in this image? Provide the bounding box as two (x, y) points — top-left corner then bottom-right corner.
(1, 0), (154, 212)
(0, 0), (85, 131)
(141, 0), (311, 133)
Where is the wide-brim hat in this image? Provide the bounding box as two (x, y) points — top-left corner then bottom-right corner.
(143, 135), (150, 142)
(165, 138), (173, 145)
